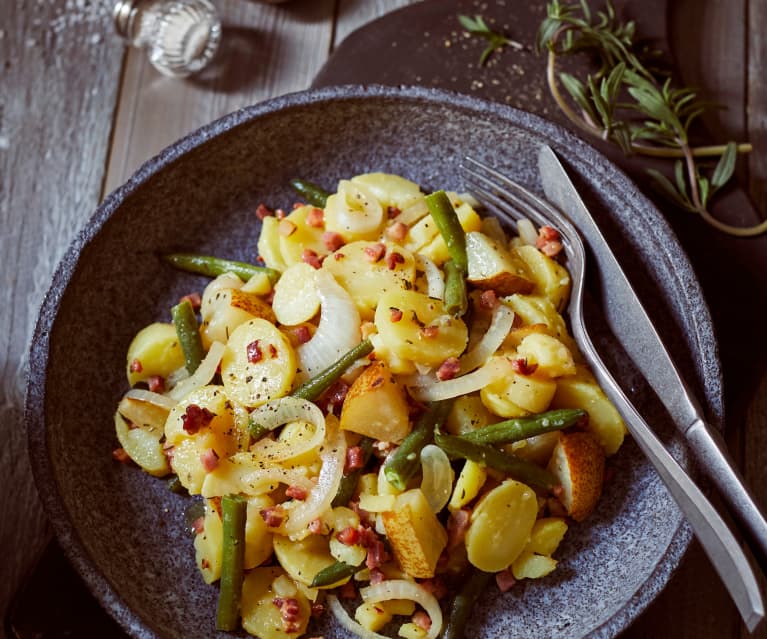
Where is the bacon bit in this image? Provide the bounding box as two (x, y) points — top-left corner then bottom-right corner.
(260, 506), (285, 528)
(275, 208), (287, 220)
(385, 221), (408, 241)
(360, 321), (377, 340)
(191, 516), (205, 535)
(478, 289), (498, 310)
(511, 357), (538, 375)
(369, 568), (386, 585)
(339, 580), (357, 599)
(306, 207), (325, 227)
(292, 202), (304, 210)
(147, 375), (165, 393)
(362, 531), (390, 569)
(446, 509), (471, 550)
(536, 225), (564, 257)
(333, 252), (345, 261)
(286, 485), (309, 500)
(162, 443), (175, 462)
(387, 205), (402, 219)
(345, 446), (365, 472)
(386, 251), (405, 270)
(179, 291), (202, 309)
(273, 597), (302, 632)
(210, 496), (223, 517)
(112, 447), (130, 463)
(308, 518), (326, 535)
(547, 496), (568, 518)
(495, 569), (517, 593)
(201, 558), (211, 570)
(420, 325), (439, 339)
(336, 526), (360, 546)
(419, 577), (448, 600)
(349, 500), (374, 527)
(200, 448), (220, 472)
(389, 307), (403, 323)
(247, 340), (263, 364)
(322, 231), (345, 252)
(182, 404), (215, 434)
(256, 203), (275, 220)
(129, 358), (143, 373)
(295, 325), (312, 344)
(268, 343), (278, 358)
(302, 248), (323, 269)
(436, 357), (460, 381)
(413, 610), (432, 631)
(319, 379), (349, 416)
(278, 218), (297, 237)
(310, 602), (326, 618)
(363, 243), (386, 263)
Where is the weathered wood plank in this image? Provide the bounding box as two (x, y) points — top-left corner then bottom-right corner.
(747, 0), (767, 214)
(0, 0), (125, 625)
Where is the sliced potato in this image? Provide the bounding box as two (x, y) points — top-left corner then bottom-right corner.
(278, 204), (328, 267)
(117, 395), (169, 432)
(271, 262), (321, 325)
(480, 364), (557, 417)
(512, 244), (571, 312)
(511, 551), (558, 580)
(114, 411), (170, 477)
(241, 567), (311, 639)
(272, 533), (340, 588)
(256, 215), (289, 272)
(448, 460), (487, 511)
(125, 322), (185, 386)
(516, 333), (576, 378)
(351, 172), (423, 211)
(501, 294), (578, 354)
(548, 431), (605, 521)
(526, 517), (568, 556)
(445, 394), (496, 435)
(355, 602), (393, 632)
(194, 498), (223, 583)
(245, 495), (276, 569)
(416, 202), (483, 264)
(465, 231), (535, 296)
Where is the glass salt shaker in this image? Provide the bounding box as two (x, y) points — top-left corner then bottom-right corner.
(113, 0), (222, 78)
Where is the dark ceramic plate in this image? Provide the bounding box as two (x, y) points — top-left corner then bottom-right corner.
(26, 85), (719, 639)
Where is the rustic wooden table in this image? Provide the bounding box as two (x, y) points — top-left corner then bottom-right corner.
(2, 0), (766, 637)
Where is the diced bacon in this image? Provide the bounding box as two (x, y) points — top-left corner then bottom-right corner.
(364, 538), (390, 570)
(302, 249), (323, 269)
(511, 357), (538, 375)
(389, 307), (403, 323)
(129, 358), (143, 373)
(273, 597), (302, 632)
(333, 252), (345, 261)
(322, 231), (345, 252)
(200, 448), (219, 472)
(495, 569), (517, 592)
(547, 496), (568, 518)
(336, 526), (360, 546)
(147, 375), (165, 393)
(278, 219), (297, 237)
(275, 208), (286, 220)
(306, 207), (325, 227)
(363, 243), (386, 263)
(308, 518), (325, 535)
(436, 357), (460, 381)
(162, 443), (175, 462)
(256, 203), (274, 220)
(112, 447), (130, 463)
(320, 380), (349, 416)
(418, 577), (448, 599)
(420, 325), (439, 339)
(536, 225), (564, 257)
(386, 251), (405, 270)
(310, 602), (325, 618)
(268, 343), (278, 358)
(478, 289), (498, 310)
(386, 221), (408, 241)
(179, 292), (202, 309)
(345, 446), (365, 472)
(191, 516), (205, 535)
(413, 610), (432, 631)
(387, 206), (401, 219)
(247, 340), (263, 363)
(447, 509), (471, 550)
(339, 580), (357, 599)
(182, 404), (215, 434)
(293, 202), (304, 210)
(260, 506), (285, 528)
(201, 558), (211, 570)
(369, 568), (386, 585)
(295, 325), (312, 344)
(286, 485), (308, 500)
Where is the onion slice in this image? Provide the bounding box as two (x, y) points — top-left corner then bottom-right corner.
(283, 414), (347, 538)
(200, 454), (312, 498)
(297, 270), (361, 381)
(360, 580), (443, 639)
(517, 217), (538, 246)
(327, 595), (389, 639)
(458, 303), (514, 373)
(408, 356), (511, 402)
(167, 341), (226, 401)
(124, 388), (178, 411)
(420, 444), (454, 513)
(247, 397), (326, 462)
(327, 180), (384, 237)
(415, 255), (445, 300)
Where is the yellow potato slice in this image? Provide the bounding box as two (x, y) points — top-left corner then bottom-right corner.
(241, 567), (311, 639)
(271, 262), (321, 326)
(125, 322), (185, 386)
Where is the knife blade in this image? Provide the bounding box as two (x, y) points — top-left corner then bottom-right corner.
(537, 143), (767, 572)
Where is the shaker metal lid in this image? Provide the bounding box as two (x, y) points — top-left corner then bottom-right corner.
(112, 0), (138, 38)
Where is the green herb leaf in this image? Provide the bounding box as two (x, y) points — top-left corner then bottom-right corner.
(647, 168), (694, 211)
(711, 141), (738, 190)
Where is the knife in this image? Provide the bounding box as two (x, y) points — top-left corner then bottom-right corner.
(537, 143), (767, 614)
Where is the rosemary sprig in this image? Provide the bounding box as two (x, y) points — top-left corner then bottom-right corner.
(458, 15), (523, 66)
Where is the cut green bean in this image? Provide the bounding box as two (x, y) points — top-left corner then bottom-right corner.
(425, 190), (468, 274)
(291, 339), (374, 401)
(163, 253), (280, 284)
(461, 408), (587, 446)
(309, 560), (362, 588)
(248, 415), (271, 441)
(440, 568), (493, 639)
(332, 436), (375, 507)
(289, 178), (331, 208)
(435, 430), (559, 492)
(384, 400), (453, 491)
(216, 494), (247, 631)
(171, 299), (204, 374)
(443, 258), (468, 317)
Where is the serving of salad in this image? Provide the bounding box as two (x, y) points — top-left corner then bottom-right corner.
(112, 172), (626, 639)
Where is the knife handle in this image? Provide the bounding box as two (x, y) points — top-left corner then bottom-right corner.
(686, 420), (767, 572)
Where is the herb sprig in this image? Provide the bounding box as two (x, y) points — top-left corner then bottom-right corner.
(458, 15), (523, 66)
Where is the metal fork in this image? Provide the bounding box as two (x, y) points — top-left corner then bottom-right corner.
(460, 156), (764, 632)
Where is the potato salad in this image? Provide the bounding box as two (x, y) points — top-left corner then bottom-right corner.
(113, 172), (627, 639)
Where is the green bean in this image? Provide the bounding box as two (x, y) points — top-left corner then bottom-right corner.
(434, 430), (559, 492)
(461, 408), (586, 446)
(163, 253), (280, 284)
(216, 494), (247, 631)
(309, 560), (362, 588)
(425, 190), (468, 274)
(291, 339), (374, 401)
(443, 258), (468, 317)
(384, 400), (453, 491)
(248, 415), (271, 441)
(289, 178), (331, 208)
(171, 299), (204, 374)
(440, 568), (493, 639)
(332, 436), (375, 507)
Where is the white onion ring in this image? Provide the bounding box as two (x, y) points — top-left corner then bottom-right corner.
(420, 444), (454, 513)
(167, 341), (226, 401)
(327, 595), (389, 639)
(391, 198), (428, 226)
(408, 356), (511, 402)
(415, 254), (445, 300)
(517, 217), (538, 246)
(247, 397), (326, 462)
(124, 388), (178, 411)
(327, 180), (384, 237)
(283, 414), (347, 538)
(200, 454), (313, 498)
(458, 303), (514, 373)
(361, 580), (443, 639)
(296, 270), (361, 381)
